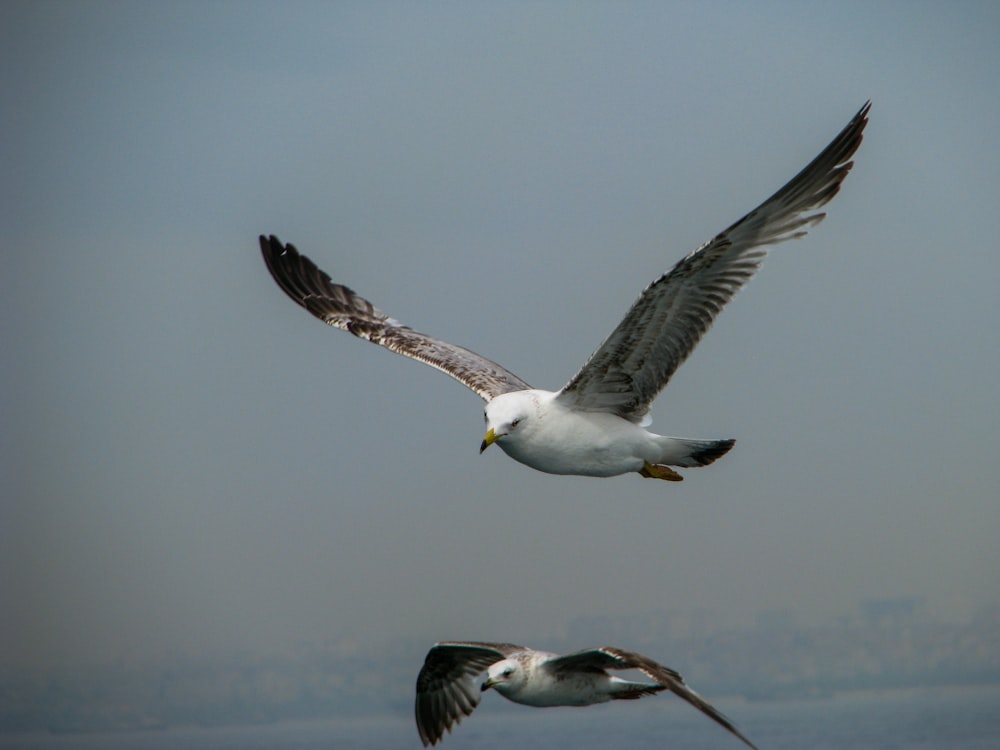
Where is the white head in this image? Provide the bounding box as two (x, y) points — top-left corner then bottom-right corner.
(481, 658), (526, 697)
(480, 390), (541, 454)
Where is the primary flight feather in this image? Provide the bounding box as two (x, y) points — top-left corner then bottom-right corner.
(261, 101), (869, 481)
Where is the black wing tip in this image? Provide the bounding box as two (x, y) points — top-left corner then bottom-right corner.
(843, 100), (871, 139)
(816, 99), (870, 201)
(417, 721), (438, 747)
(259, 232), (286, 253)
(258, 233), (336, 312)
(850, 98), (872, 140)
(415, 709), (456, 747)
(261, 233), (317, 268)
(838, 99), (872, 160)
(259, 234), (304, 268)
(259, 233), (296, 275)
(414, 695), (442, 747)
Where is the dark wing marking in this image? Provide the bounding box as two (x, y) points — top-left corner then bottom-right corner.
(547, 646), (759, 750)
(260, 236), (531, 401)
(414, 642), (524, 746)
(558, 101), (870, 422)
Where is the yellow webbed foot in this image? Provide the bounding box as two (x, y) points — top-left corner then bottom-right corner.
(639, 462), (684, 481)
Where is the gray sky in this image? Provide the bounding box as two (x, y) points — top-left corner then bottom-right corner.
(2, 1), (998, 670)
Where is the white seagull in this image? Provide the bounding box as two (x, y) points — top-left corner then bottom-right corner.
(261, 102), (868, 481)
(414, 641), (758, 748)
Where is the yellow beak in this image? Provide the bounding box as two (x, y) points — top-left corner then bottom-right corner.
(480, 428), (499, 454)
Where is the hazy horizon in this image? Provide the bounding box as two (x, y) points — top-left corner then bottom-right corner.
(3, 2), (998, 673)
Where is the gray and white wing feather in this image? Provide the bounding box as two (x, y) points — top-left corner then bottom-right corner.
(260, 236), (531, 401)
(548, 647), (758, 750)
(558, 101), (870, 422)
(414, 642), (524, 747)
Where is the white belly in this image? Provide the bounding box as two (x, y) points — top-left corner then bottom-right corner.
(498, 409), (655, 477)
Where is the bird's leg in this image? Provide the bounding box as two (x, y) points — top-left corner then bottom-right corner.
(639, 462), (684, 481)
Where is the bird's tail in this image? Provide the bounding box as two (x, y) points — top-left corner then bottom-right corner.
(655, 437), (735, 468)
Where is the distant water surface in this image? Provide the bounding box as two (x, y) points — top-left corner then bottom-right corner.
(3, 684), (998, 749)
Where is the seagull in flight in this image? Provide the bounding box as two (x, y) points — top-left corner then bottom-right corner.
(414, 641), (759, 748)
(261, 101), (869, 481)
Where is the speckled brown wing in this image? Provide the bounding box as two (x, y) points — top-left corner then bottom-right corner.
(549, 646), (759, 749)
(414, 642), (524, 746)
(558, 102), (870, 423)
(260, 235), (532, 401)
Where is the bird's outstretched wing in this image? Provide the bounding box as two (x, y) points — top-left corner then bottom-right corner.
(261, 235), (531, 401)
(414, 641), (524, 746)
(558, 101), (870, 422)
(548, 646), (759, 750)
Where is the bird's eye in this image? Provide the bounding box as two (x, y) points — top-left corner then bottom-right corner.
(503, 668), (514, 677)
(511, 418), (521, 428)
